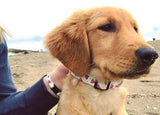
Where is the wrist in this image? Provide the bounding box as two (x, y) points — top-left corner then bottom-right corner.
(46, 74), (61, 95)
(43, 75), (61, 97)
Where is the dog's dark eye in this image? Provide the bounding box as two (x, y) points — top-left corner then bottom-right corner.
(134, 26), (138, 32)
(98, 23), (116, 32)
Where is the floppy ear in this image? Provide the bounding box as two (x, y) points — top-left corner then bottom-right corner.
(45, 14), (90, 76)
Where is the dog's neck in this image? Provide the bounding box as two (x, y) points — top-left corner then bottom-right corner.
(70, 71), (122, 90)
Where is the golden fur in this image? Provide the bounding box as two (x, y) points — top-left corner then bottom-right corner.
(45, 7), (155, 115)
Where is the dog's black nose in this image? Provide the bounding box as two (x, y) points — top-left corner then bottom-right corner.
(135, 47), (159, 67)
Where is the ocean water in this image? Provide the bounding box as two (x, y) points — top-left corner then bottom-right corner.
(8, 41), (45, 51)
(8, 52), (14, 56)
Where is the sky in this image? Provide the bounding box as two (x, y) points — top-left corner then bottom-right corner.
(0, 0), (160, 50)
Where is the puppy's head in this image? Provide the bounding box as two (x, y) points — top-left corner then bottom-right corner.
(45, 7), (158, 80)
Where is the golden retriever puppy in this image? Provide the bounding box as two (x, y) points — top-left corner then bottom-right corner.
(45, 7), (158, 115)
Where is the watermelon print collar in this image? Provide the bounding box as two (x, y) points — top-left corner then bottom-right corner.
(70, 72), (122, 90)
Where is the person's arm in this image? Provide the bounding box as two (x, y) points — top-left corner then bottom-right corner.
(22, 64), (68, 114)
(0, 64), (68, 115)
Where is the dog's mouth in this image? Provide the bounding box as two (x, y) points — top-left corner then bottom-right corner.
(118, 67), (150, 78)
(107, 65), (150, 79)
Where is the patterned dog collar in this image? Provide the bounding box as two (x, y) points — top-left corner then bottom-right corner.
(70, 72), (122, 90)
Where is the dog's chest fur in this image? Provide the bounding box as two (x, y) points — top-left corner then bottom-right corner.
(57, 74), (128, 115)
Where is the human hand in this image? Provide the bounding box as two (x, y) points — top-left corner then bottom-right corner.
(43, 63), (68, 96)
(48, 64), (68, 90)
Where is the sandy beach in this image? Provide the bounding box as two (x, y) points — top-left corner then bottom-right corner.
(9, 40), (160, 115)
